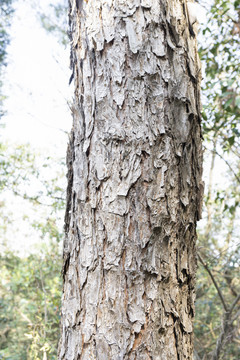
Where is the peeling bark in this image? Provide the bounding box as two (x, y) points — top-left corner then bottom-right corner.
(58, 0), (203, 359)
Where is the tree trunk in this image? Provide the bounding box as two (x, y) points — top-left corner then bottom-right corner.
(59, 0), (203, 359)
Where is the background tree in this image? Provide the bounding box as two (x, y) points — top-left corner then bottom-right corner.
(194, 0), (240, 359)
(58, 0), (203, 359)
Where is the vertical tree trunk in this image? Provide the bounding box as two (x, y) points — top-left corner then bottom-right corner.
(59, 0), (203, 359)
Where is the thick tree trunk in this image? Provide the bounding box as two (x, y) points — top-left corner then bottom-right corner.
(59, 0), (203, 359)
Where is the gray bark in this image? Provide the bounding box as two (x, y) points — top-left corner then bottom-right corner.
(59, 0), (203, 359)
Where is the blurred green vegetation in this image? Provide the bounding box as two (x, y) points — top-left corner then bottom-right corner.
(0, 0), (66, 358)
(0, 0), (240, 360)
(195, 0), (240, 358)
(0, 143), (65, 359)
(0, 0), (14, 119)
(0, 242), (62, 360)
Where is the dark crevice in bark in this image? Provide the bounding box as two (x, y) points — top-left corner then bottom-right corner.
(64, 130), (74, 235)
(62, 253), (70, 282)
(174, 324), (181, 360)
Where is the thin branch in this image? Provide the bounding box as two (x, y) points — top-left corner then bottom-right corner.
(197, 253), (228, 312)
(224, 274), (238, 297)
(194, 349), (202, 360)
(212, 312), (230, 360)
(40, 267), (48, 340)
(231, 308), (240, 323)
(213, 149), (240, 184)
(205, 141), (217, 241)
(197, 265), (240, 360)
(229, 292), (240, 316)
(198, 242), (240, 264)
(211, 294), (240, 360)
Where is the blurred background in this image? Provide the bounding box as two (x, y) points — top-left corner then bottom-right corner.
(0, 0), (239, 359)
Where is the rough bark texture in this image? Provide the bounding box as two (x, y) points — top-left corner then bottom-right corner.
(59, 0), (203, 359)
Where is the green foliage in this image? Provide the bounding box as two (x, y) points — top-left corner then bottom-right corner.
(0, 1), (67, 357)
(1, 1), (239, 359)
(0, 0), (67, 358)
(0, 143), (36, 193)
(0, 0), (13, 65)
(0, 0), (14, 119)
(31, 0), (68, 45)
(0, 142), (65, 210)
(39, 1), (68, 45)
(195, 238), (240, 358)
(195, 0), (240, 358)
(0, 242), (62, 360)
(0, 142), (65, 359)
(200, 0), (240, 150)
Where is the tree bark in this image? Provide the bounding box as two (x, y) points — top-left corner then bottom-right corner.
(59, 0), (203, 359)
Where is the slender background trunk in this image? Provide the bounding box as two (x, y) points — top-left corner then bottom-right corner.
(59, 0), (203, 359)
